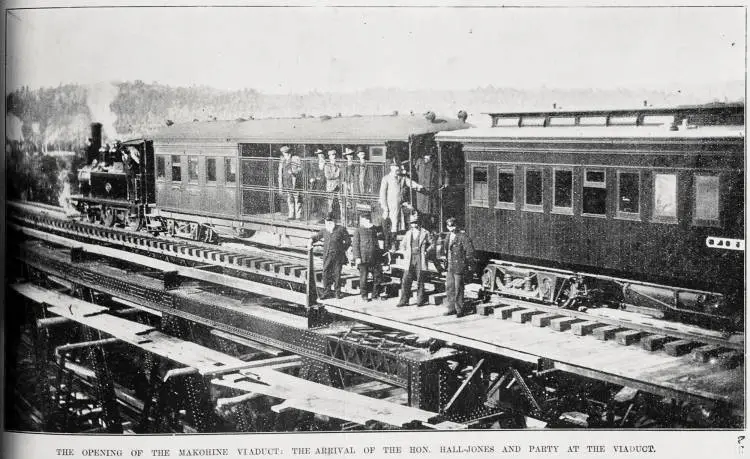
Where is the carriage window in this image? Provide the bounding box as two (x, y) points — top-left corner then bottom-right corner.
(188, 157), (199, 182)
(471, 166), (488, 206)
(206, 158), (217, 182)
(369, 146), (385, 162)
(617, 171), (640, 218)
(225, 158), (237, 183)
(156, 156), (166, 180)
(524, 168), (543, 210)
(553, 169), (573, 212)
(497, 167), (514, 208)
(694, 175), (720, 225)
(583, 169), (606, 216)
(653, 173), (677, 223)
(171, 155), (182, 182)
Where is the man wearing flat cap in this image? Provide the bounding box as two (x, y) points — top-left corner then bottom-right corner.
(310, 212), (351, 299)
(397, 211), (433, 307)
(278, 145), (303, 220)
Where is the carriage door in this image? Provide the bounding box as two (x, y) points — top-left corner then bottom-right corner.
(438, 141), (466, 230)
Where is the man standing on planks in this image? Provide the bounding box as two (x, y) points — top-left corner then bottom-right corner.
(397, 212), (433, 307)
(310, 212), (351, 300)
(352, 212), (383, 302)
(439, 217), (475, 317)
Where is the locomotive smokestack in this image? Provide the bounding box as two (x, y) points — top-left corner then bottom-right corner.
(88, 122), (102, 164)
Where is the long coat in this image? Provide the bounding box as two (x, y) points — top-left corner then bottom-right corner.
(414, 158), (440, 215)
(379, 173), (420, 232)
(312, 225), (351, 266)
(400, 227), (433, 271)
(279, 155), (302, 189)
(323, 162), (341, 192)
(352, 226), (381, 264)
(440, 231), (475, 274)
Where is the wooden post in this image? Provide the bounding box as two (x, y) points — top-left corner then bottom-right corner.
(306, 246), (317, 308)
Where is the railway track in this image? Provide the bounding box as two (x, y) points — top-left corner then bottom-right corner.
(9, 201), (314, 289)
(9, 200), (743, 355)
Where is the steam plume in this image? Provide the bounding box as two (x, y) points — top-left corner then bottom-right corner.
(86, 82), (119, 141)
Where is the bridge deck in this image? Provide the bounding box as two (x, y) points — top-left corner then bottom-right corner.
(320, 295), (744, 413)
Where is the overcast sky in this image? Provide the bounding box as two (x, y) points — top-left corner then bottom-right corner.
(5, 5), (746, 94)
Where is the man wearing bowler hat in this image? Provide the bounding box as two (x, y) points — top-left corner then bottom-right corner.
(310, 212), (351, 299)
(352, 212), (382, 301)
(397, 212), (433, 307)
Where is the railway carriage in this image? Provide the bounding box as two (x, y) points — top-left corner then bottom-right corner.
(435, 104), (744, 327)
(148, 114), (470, 242)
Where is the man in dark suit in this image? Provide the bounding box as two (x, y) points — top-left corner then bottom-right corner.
(352, 213), (382, 302)
(440, 217), (475, 317)
(310, 212), (351, 299)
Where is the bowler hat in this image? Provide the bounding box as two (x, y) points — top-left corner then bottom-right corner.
(344, 148), (354, 156)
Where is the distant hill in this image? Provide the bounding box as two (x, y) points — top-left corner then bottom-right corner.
(6, 80), (744, 148)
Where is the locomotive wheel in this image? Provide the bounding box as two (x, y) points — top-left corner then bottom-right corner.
(101, 206), (115, 227)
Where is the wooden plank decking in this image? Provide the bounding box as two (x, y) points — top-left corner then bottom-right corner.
(320, 294), (744, 412)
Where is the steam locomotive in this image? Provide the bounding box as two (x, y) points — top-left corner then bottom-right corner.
(70, 103), (745, 329)
(72, 123), (156, 229)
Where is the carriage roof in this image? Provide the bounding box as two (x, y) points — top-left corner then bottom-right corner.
(151, 114), (471, 144)
(435, 125), (745, 143)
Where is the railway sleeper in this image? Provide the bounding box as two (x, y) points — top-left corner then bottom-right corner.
(641, 335), (679, 352)
(549, 317), (585, 332)
(663, 340), (706, 357)
(690, 345), (725, 363)
(614, 330), (646, 346)
(571, 321), (607, 336)
(593, 326), (628, 341)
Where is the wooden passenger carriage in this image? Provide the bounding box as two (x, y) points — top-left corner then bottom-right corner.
(149, 114), (470, 242)
(435, 104), (744, 309)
